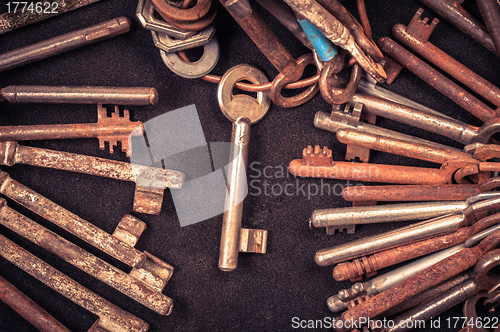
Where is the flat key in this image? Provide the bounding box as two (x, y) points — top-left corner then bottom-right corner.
(0, 104), (142, 156)
(0, 141), (185, 215)
(0, 0), (101, 34)
(0, 17), (130, 73)
(218, 64), (270, 272)
(0, 85), (158, 105)
(0, 235), (150, 332)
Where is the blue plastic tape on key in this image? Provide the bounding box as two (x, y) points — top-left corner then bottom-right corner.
(297, 18), (338, 61)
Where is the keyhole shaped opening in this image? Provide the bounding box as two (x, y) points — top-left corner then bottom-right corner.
(232, 80), (258, 100)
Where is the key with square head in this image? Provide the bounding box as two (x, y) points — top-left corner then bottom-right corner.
(218, 64), (270, 272)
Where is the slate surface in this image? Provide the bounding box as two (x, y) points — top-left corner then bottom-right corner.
(0, 0), (498, 331)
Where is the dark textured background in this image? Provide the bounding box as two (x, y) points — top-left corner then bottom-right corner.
(0, 0), (498, 331)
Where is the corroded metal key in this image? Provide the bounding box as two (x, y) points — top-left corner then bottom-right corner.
(0, 235), (150, 332)
(0, 141), (185, 215)
(0, 104), (142, 156)
(0, 85), (158, 105)
(218, 64), (270, 271)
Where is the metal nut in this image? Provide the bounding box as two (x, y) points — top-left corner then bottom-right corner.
(151, 26), (215, 53)
(136, 0), (195, 39)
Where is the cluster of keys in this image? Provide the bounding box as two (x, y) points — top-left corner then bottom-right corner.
(1, 0), (500, 331)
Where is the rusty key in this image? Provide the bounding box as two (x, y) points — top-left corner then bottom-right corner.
(0, 234), (150, 332)
(0, 104), (142, 156)
(0, 141), (185, 215)
(219, 0), (319, 108)
(477, 0), (500, 58)
(340, 230), (500, 326)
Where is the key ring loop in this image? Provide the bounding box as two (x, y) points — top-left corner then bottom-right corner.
(319, 59), (362, 105)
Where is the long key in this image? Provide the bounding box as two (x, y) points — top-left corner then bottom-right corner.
(392, 9), (500, 109)
(0, 198), (173, 315)
(218, 64), (270, 272)
(0, 104), (141, 156)
(0, 85), (158, 105)
(288, 145), (479, 185)
(0, 234), (150, 332)
(342, 177), (500, 202)
(418, 0), (499, 56)
(311, 192), (500, 235)
(477, 0), (500, 57)
(314, 197), (500, 267)
(0, 17), (130, 73)
(340, 230), (500, 326)
(0, 0), (101, 34)
(333, 211), (500, 281)
(0, 169), (173, 287)
(219, 0), (318, 108)
(327, 221), (500, 312)
(0, 141), (185, 215)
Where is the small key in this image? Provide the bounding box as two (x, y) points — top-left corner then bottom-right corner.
(312, 192), (500, 235)
(0, 198), (173, 315)
(0, 169), (173, 288)
(327, 222), (500, 312)
(314, 197), (500, 267)
(0, 104), (142, 156)
(0, 85), (158, 105)
(333, 211), (500, 281)
(0, 0), (101, 35)
(0, 141), (185, 215)
(288, 145), (480, 185)
(218, 64), (270, 272)
(0, 234), (150, 332)
(342, 177), (500, 202)
(0, 17), (131, 73)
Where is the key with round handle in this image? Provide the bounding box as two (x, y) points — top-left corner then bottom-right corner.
(217, 64), (271, 272)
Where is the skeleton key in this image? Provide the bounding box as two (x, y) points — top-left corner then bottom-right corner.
(0, 0), (101, 35)
(0, 198), (173, 315)
(381, 249), (500, 332)
(0, 85), (158, 105)
(0, 141), (185, 215)
(218, 64), (270, 271)
(0, 104), (142, 156)
(288, 145), (480, 185)
(0, 17), (131, 73)
(219, 0), (319, 108)
(0, 235), (150, 332)
(333, 211), (500, 281)
(340, 230), (500, 326)
(327, 222), (500, 312)
(0, 274), (71, 332)
(314, 197), (500, 267)
(418, 0), (499, 56)
(392, 9), (500, 109)
(477, 0), (500, 58)
(342, 177), (500, 203)
(312, 192), (500, 236)
(0, 170), (173, 290)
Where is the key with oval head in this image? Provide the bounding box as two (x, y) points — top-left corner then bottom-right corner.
(218, 64), (271, 272)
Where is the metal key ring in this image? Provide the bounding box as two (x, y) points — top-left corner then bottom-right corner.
(319, 61), (362, 105)
(160, 37), (219, 79)
(162, 3), (217, 31)
(270, 53), (319, 108)
(149, 0), (212, 23)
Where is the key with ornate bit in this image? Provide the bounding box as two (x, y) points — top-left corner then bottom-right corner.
(0, 17), (131, 73)
(327, 221), (500, 313)
(333, 211), (500, 281)
(0, 85), (158, 105)
(288, 145), (480, 185)
(0, 198), (173, 315)
(0, 0), (101, 35)
(0, 234), (150, 332)
(0, 104), (142, 156)
(218, 64), (270, 272)
(312, 192), (500, 235)
(0, 141), (185, 215)
(342, 177), (500, 203)
(315, 197), (500, 267)
(0, 169), (173, 288)
(340, 230), (500, 326)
